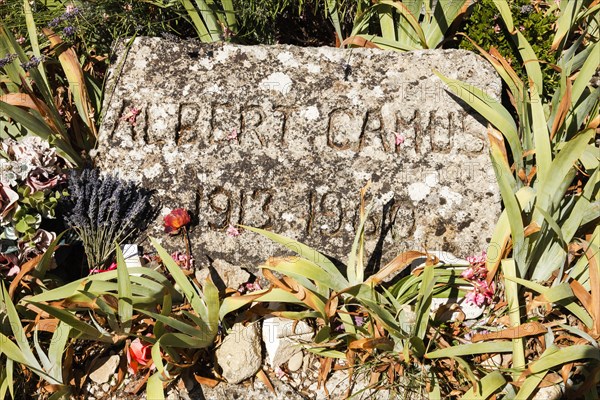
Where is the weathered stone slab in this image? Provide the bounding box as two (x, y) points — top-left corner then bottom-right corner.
(96, 38), (501, 269)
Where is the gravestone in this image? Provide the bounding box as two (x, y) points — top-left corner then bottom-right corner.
(96, 37), (501, 269)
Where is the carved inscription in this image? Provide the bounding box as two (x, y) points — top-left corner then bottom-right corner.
(112, 102), (485, 155)
(99, 41), (502, 263)
(190, 186), (418, 241)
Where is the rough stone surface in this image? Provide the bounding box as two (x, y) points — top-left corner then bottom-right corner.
(195, 379), (306, 400)
(216, 322), (262, 384)
(97, 38), (501, 268)
(263, 317), (314, 367)
(195, 258), (250, 290)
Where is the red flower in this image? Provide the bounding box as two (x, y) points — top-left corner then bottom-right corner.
(127, 338), (152, 374)
(163, 208), (191, 234)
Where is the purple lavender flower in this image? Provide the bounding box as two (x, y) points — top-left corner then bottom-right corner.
(48, 5), (81, 28)
(63, 26), (76, 37)
(48, 17), (61, 28)
(0, 54), (17, 69)
(63, 6), (81, 19)
(20, 55), (44, 71)
(61, 168), (156, 269)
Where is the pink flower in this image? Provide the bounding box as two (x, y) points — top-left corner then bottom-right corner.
(171, 251), (194, 270)
(226, 225), (240, 237)
(465, 290), (485, 306)
(127, 338), (152, 374)
(274, 366), (286, 379)
(394, 132), (405, 146)
(227, 128), (238, 141)
(16, 36), (25, 45)
(464, 280), (495, 306)
(237, 281), (261, 294)
(466, 251), (486, 266)
(461, 268), (476, 280)
(163, 208), (191, 235)
(494, 24), (501, 34)
(120, 106), (141, 126)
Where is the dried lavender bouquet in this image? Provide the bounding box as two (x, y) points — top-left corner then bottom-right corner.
(61, 168), (156, 269)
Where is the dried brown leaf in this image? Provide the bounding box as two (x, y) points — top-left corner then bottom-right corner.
(341, 36), (380, 48)
(8, 254), (42, 298)
(255, 369), (276, 395)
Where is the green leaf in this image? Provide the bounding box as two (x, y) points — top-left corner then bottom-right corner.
(490, 139), (526, 272)
(379, 0), (427, 48)
(34, 231), (65, 278)
(192, 0), (221, 41)
(150, 238), (206, 314)
(434, 71), (522, 171)
(1, 285), (41, 371)
(27, 302), (110, 341)
(571, 42), (599, 107)
(326, 0), (344, 46)
(502, 259), (525, 378)
(242, 226), (349, 288)
(116, 245), (133, 333)
(425, 341), (513, 359)
(147, 372), (165, 400)
(493, 0), (515, 32)
(414, 265), (436, 340)
(505, 276), (593, 327)
(137, 310), (208, 340)
(530, 345), (600, 373)
(219, 288), (301, 320)
(529, 83), (551, 183)
(22, 0), (48, 87)
(461, 370), (506, 400)
(48, 322), (70, 381)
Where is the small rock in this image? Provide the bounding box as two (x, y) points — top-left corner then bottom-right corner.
(195, 259), (250, 290)
(430, 297), (484, 321)
(531, 383), (563, 400)
(101, 383), (110, 393)
(216, 322), (262, 384)
(263, 317), (313, 367)
(287, 351), (304, 372)
(89, 355), (120, 384)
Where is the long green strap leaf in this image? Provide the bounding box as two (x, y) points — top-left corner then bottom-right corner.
(502, 259), (525, 379)
(434, 71), (522, 172)
(116, 245), (133, 333)
(380, 0), (428, 48)
(1, 285), (41, 370)
(461, 370), (506, 400)
(425, 341), (513, 358)
(242, 226), (349, 287)
(22, 0), (48, 88)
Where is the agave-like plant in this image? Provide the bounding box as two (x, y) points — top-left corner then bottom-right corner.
(148, 0), (237, 42)
(211, 187), (478, 396)
(0, 1), (98, 167)
(432, 1), (599, 397)
(328, 0), (470, 50)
